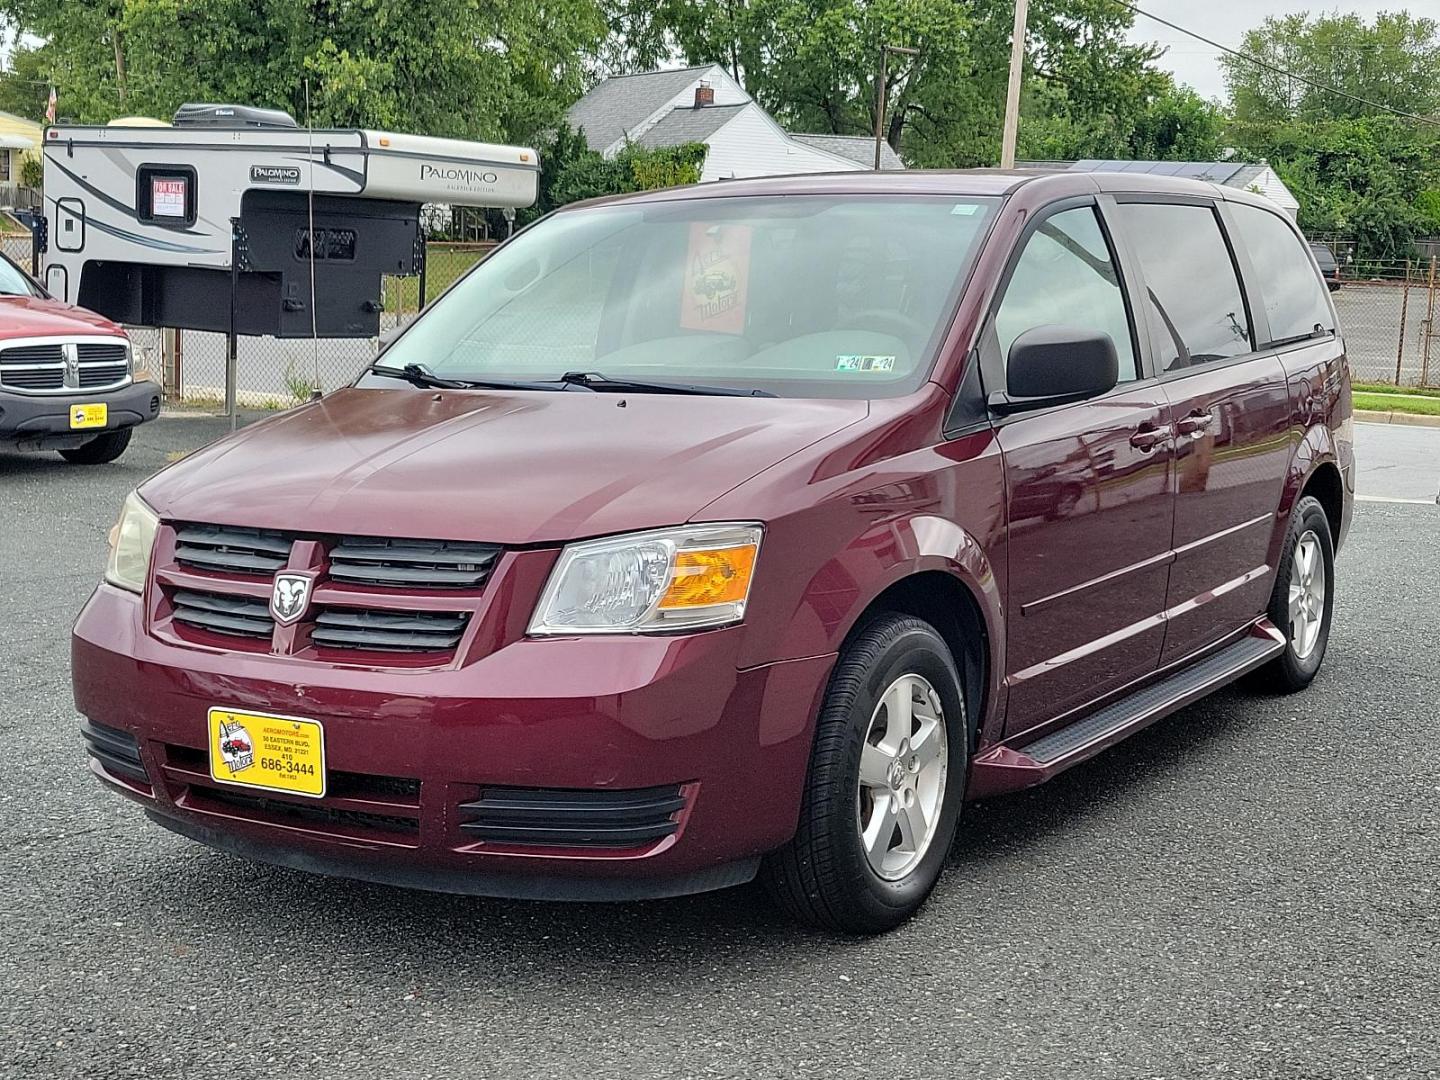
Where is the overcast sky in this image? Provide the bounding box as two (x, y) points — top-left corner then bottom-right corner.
(1125, 0), (1406, 101)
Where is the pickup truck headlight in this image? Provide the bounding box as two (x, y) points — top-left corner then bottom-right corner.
(105, 490), (159, 593)
(529, 523), (762, 635)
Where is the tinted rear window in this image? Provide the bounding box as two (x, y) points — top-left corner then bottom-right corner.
(1234, 205), (1335, 346)
(1115, 202), (1252, 371)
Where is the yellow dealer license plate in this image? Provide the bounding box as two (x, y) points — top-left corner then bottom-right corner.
(208, 708), (326, 798)
(69, 403), (108, 429)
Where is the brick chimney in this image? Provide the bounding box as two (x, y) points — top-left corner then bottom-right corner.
(693, 82), (715, 108)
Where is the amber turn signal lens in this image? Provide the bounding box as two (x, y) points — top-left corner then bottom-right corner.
(658, 544), (758, 609)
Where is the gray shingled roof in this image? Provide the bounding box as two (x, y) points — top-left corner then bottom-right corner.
(792, 134), (904, 170)
(1067, 159), (1260, 186)
(636, 104), (747, 149)
(567, 66), (721, 152)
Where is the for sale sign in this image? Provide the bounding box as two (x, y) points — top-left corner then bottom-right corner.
(151, 177), (187, 218)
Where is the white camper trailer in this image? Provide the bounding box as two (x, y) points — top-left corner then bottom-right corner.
(41, 104), (538, 339)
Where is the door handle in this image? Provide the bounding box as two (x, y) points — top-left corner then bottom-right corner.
(1129, 423), (1167, 451)
(1175, 411), (1214, 437)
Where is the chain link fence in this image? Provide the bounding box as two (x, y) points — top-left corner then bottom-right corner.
(1328, 258), (1438, 388)
(4, 226), (1437, 399)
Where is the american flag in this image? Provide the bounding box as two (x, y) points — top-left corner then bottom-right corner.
(44, 86), (56, 124)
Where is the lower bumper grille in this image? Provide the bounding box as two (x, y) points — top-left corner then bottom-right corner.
(81, 720), (149, 786)
(458, 784), (687, 848)
(195, 787), (421, 836)
(162, 743), (422, 843)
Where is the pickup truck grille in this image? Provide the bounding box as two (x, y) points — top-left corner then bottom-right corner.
(1, 367), (64, 390)
(0, 338), (131, 394)
(0, 343), (65, 364)
(157, 522), (499, 662)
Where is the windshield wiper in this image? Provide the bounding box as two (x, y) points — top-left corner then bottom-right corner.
(558, 371), (776, 397)
(370, 363), (560, 392)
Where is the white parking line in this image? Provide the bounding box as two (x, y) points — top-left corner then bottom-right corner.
(1356, 494), (1439, 505)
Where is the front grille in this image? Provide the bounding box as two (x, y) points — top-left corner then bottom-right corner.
(175, 524), (293, 575)
(0, 343), (64, 364)
(1, 368), (63, 390)
(172, 589), (274, 638)
(329, 537), (500, 589)
(78, 363), (129, 387)
(76, 342), (129, 364)
(458, 784), (687, 848)
(312, 608), (469, 652)
(81, 720), (149, 785)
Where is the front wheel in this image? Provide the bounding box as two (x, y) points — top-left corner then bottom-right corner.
(1258, 495), (1335, 692)
(762, 613), (968, 934)
(59, 428), (132, 465)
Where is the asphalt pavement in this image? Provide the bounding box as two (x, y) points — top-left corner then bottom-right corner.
(2, 415), (1437, 1079)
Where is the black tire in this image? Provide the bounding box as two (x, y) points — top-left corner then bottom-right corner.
(59, 428), (132, 465)
(762, 614), (968, 934)
(1258, 495), (1335, 692)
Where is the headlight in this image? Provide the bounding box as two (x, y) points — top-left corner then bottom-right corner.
(105, 490), (159, 593)
(529, 523), (762, 635)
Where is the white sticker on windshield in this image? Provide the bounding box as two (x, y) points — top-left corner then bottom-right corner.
(836, 354), (896, 373)
(950, 203), (980, 216)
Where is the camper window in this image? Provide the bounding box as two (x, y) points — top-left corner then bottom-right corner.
(136, 164), (197, 228)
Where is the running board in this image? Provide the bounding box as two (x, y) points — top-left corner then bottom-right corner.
(968, 621), (1285, 798)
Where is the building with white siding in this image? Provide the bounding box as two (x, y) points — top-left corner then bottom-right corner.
(567, 65), (904, 182)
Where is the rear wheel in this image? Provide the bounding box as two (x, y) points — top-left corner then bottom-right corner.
(762, 613), (968, 934)
(59, 428), (132, 465)
(1258, 495), (1334, 692)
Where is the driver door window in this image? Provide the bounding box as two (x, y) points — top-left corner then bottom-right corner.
(994, 206), (1138, 383)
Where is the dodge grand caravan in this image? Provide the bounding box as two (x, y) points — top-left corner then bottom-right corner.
(0, 251), (157, 463)
(73, 170), (1353, 933)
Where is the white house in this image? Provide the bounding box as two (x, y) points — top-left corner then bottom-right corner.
(567, 65), (904, 182)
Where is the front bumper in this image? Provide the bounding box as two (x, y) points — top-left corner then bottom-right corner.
(73, 584), (835, 900)
(0, 379), (160, 444)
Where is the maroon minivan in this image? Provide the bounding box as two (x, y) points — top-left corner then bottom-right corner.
(74, 170), (1353, 932)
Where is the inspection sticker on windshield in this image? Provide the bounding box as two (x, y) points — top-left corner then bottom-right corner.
(836, 354), (895, 374)
(950, 203), (981, 216)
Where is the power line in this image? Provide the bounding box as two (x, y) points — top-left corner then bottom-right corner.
(1116, 0), (1440, 128)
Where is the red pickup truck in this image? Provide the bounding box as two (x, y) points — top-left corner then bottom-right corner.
(0, 251), (158, 463)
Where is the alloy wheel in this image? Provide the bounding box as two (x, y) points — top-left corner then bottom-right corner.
(1288, 529), (1327, 660)
(857, 673), (949, 881)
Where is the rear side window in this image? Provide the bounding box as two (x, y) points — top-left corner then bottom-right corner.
(1230, 203), (1334, 346)
(994, 205), (1138, 382)
(1116, 202), (1252, 371)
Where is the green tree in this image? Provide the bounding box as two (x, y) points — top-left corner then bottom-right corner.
(1222, 11), (1440, 125)
(0, 0), (606, 145)
(623, 0), (1178, 168)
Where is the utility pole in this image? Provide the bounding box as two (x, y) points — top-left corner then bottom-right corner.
(874, 44), (920, 170)
(112, 27), (128, 103)
(999, 0), (1029, 169)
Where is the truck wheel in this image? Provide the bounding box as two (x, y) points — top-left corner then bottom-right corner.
(1258, 494), (1334, 692)
(762, 613), (968, 934)
(59, 429), (132, 465)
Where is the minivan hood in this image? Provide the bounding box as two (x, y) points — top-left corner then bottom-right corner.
(141, 387), (869, 545)
(0, 295), (124, 339)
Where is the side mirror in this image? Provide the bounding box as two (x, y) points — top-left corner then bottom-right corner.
(990, 325), (1119, 415)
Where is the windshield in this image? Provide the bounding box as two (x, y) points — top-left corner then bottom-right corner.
(369, 194), (999, 399)
(0, 255), (38, 297)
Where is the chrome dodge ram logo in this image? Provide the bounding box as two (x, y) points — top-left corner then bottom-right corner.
(271, 572), (314, 625)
